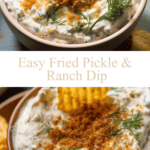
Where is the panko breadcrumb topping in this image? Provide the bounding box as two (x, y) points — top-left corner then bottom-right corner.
(44, 102), (125, 150)
(20, 0), (98, 12)
(55, 0), (98, 11)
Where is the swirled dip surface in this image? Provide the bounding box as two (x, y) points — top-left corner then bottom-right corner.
(13, 87), (150, 150)
(5, 0), (140, 44)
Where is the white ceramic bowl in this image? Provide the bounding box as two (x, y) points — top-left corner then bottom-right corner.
(0, 0), (147, 50)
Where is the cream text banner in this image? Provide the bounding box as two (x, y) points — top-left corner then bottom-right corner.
(0, 51), (148, 87)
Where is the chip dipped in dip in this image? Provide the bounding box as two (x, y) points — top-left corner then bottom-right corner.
(4, 0), (141, 44)
(12, 87), (150, 150)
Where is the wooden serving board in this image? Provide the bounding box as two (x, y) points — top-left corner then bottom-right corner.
(0, 90), (29, 122)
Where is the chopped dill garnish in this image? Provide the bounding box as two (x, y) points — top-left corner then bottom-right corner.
(51, 15), (66, 26)
(109, 87), (118, 90)
(109, 111), (143, 144)
(39, 6), (61, 26)
(87, 0), (132, 33)
(121, 112), (142, 144)
(107, 128), (121, 137)
(62, 121), (69, 125)
(45, 122), (53, 133)
(79, 12), (91, 31)
(111, 106), (126, 118)
(44, 101), (48, 108)
(71, 23), (80, 31)
(71, 22), (86, 32)
(57, 136), (67, 141)
(109, 94), (119, 97)
(109, 87), (123, 92)
(70, 12), (91, 32)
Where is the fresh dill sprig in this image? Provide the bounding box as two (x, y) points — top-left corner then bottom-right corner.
(44, 101), (48, 108)
(79, 12), (91, 31)
(70, 12), (91, 32)
(87, 0), (132, 33)
(39, 6), (60, 26)
(45, 122), (53, 133)
(108, 128), (121, 137)
(110, 111), (143, 144)
(46, 6), (60, 24)
(51, 15), (66, 26)
(57, 136), (67, 141)
(111, 106), (126, 118)
(38, 14), (48, 26)
(121, 112), (142, 143)
(109, 87), (118, 90)
(62, 121), (69, 125)
(122, 112), (142, 130)
(71, 22), (84, 32)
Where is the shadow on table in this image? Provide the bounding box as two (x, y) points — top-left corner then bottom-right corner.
(0, 87), (32, 103)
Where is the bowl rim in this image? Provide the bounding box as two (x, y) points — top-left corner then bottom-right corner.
(7, 87), (41, 150)
(0, 0), (147, 49)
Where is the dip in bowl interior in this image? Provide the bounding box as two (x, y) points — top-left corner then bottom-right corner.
(8, 87), (150, 150)
(7, 87), (41, 150)
(0, 0), (147, 50)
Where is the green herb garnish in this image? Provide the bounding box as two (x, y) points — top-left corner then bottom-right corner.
(45, 123), (53, 133)
(57, 136), (67, 141)
(62, 121), (69, 125)
(121, 112), (142, 143)
(108, 128), (121, 137)
(79, 12), (91, 30)
(87, 0), (132, 33)
(109, 94), (119, 97)
(71, 22), (85, 32)
(111, 106), (126, 118)
(110, 111), (143, 144)
(44, 101), (48, 108)
(39, 6), (61, 26)
(84, 0), (88, 3)
(109, 87), (118, 90)
(51, 15), (66, 26)
(70, 12), (91, 32)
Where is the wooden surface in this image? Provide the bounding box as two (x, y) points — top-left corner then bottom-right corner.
(0, 90), (29, 122)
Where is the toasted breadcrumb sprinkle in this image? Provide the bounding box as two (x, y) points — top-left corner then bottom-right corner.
(55, 0), (98, 11)
(20, 0), (98, 12)
(43, 102), (125, 150)
(40, 33), (45, 38)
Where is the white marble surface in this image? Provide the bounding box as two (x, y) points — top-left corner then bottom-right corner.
(0, 0), (150, 50)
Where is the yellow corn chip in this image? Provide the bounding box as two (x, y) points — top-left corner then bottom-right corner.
(0, 116), (8, 138)
(57, 87), (111, 112)
(0, 116), (8, 150)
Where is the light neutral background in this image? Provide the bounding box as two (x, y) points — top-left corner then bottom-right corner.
(0, 1), (150, 50)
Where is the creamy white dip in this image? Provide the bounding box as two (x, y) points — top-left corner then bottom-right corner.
(5, 0), (140, 44)
(12, 87), (150, 150)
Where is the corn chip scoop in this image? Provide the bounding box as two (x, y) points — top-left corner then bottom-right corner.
(57, 87), (111, 112)
(0, 115), (8, 150)
(0, 137), (7, 150)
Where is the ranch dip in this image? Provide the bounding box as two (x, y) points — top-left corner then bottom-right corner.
(12, 87), (150, 150)
(4, 0), (140, 44)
